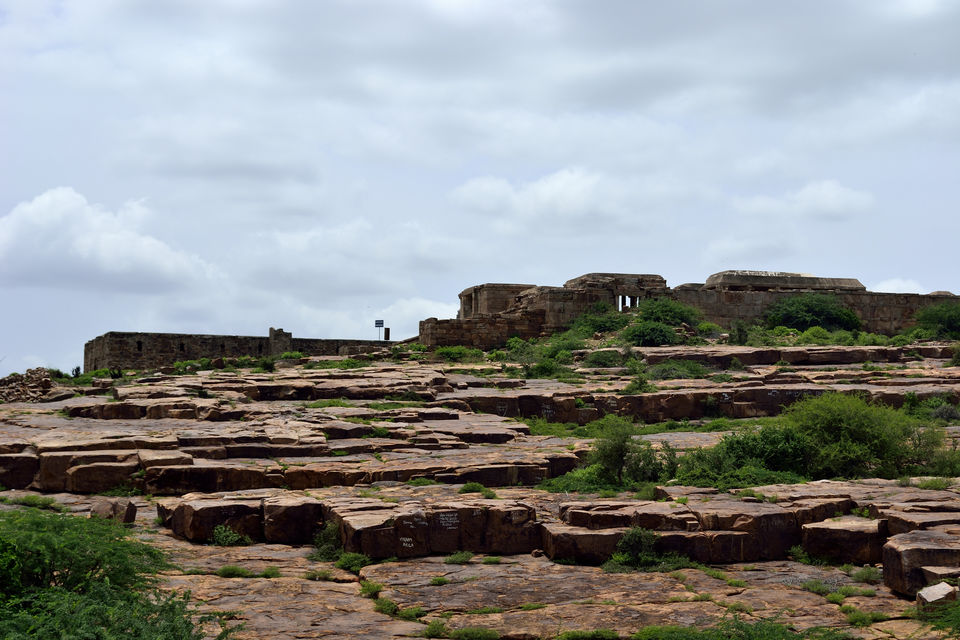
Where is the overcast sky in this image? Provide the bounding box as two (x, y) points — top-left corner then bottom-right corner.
(2, 0), (959, 375)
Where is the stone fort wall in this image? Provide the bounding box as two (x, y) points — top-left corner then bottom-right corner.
(419, 271), (957, 349)
(84, 327), (392, 372)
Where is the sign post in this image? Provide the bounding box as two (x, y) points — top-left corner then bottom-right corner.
(375, 319), (384, 341)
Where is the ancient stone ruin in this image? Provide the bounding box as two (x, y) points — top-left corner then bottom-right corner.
(420, 270), (956, 349)
(84, 326), (393, 372)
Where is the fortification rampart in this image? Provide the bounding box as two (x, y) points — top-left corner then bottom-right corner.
(84, 328), (392, 372)
(418, 271), (956, 349)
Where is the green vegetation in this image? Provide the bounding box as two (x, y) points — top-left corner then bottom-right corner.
(601, 527), (699, 573)
(278, 351), (305, 360)
(423, 620), (451, 637)
(631, 620), (854, 640)
(335, 552), (373, 573)
(590, 415), (677, 485)
(584, 350), (625, 368)
(916, 300), (960, 339)
(848, 565), (882, 584)
(429, 576), (451, 586)
(464, 606), (503, 614)
(481, 556), (501, 565)
(304, 569), (333, 581)
(308, 521), (343, 562)
(407, 477), (440, 486)
(210, 524), (253, 546)
(444, 551), (474, 564)
(519, 602), (546, 610)
(622, 321), (680, 347)
(434, 346), (486, 363)
(360, 580), (383, 598)
(306, 398), (353, 408)
(0, 508), (238, 638)
(0, 494), (65, 511)
(646, 359), (710, 380)
(215, 565), (255, 578)
(303, 358), (367, 370)
(764, 293), (862, 332)
(458, 482), (497, 499)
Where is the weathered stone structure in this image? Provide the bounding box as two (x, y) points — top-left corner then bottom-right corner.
(419, 270), (956, 349)
(83, 327), (392, 372)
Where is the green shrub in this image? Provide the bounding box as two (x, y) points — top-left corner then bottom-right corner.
(335, 552), (373, 573)
(635, 298), (702, 327)
(519, 602), (546, 610)
(916, 301), (960, 338)
(590, 415), (676, 486)
(849, 566), (882, 584)
(259, 566), (280, 578)
(373, 597), (399, 615)
(622, 321), (679, 347)
(458, 482), (497, 499)
(783, 392), (940, 479)
(215, 565), (254, 578)
(764, 294), (861, 332)
(304, 569), (333, 581)
(569, 302), (632, 336)
(584, 350), (623, 368)
(429, 576), (450, 586)
(481, 556), (501, 565)
(444, 551), (474, 564)
(210, 524), (253, 547)
(309, 521), (343, 562)
(398, 606), (426, 620)
(646, 359), (710, 380)
(796, 326), (834, 345)
(602, 527), (697, 573)
(360, 580), (383, 598)
(423, 620), (451, 637)
(279, 351), (305, 360)
(304, 358), (365, 370)
(464, 606), (502, 614)
(0, 584), (238, 639)
(950, 343), (960, 367)
(434, 346), (486, 363)
(623, 375), (658, 394)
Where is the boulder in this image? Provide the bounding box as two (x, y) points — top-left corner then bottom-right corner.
(262, 494), (325, 544)
(66, 460), (140, 493)
(89, 497), (137, 523)
(540, 522), (625, 564)
(35, 450), (138, 491)
(883, 528), (960, 596)
(169, 497), (263, 542)
(0, 452), (39, 489)
(917, 581), (958, 609)
(802, 516), (888, 565)
(145, 464), (267, 495)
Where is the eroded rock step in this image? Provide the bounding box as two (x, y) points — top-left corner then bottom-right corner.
(458, 383), (960, 424)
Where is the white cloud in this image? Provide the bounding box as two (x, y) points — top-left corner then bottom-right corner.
(0, 187), (223, 292)
(733, 180), (874, 220)
(871, 278), (926, 293)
